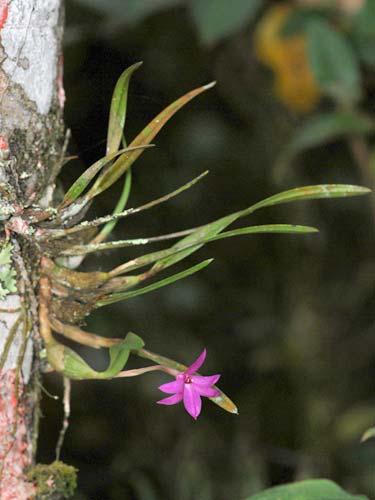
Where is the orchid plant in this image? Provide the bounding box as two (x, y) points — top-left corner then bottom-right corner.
(10, 62), (366, 438)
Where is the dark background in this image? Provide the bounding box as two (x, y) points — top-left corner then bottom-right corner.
(38, 1), (375, 499)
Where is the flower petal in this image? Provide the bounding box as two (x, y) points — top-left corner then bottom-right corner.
(186, 348), (207, 374)
(157, 393), (183, 406)
(158, 379), (184, 394)
(183, 384), (202, 419)
(191, 374), (220, 387)
(194, 385), (220, 398)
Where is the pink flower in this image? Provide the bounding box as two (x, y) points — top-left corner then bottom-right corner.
(157, 349), (220, 420)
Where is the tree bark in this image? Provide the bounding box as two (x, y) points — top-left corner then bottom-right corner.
(0, 0), (64, 497)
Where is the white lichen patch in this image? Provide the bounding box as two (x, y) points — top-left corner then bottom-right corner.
(1, 0), (60, 114)
(0, 293), (33, 381)
(0, 243), (17, 299)
(0, 242), (33, 381)
(19, 171), (31, 180)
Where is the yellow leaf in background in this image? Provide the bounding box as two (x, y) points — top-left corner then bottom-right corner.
(274, 56), (322, 113)
(254, 3), (321, 113)
(254, 4), (291, 65)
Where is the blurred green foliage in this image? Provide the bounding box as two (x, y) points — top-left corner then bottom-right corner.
(247, 478), (368, 499)
(38, 0), (375, 499)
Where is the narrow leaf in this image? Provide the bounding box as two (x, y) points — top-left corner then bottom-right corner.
(96, 259), (213, 307)
(106, 62), (142, 156)
(47, 184), (368, 248)
(152, 212), (239, 272)
(152, 184), (370, 272)
(93, 131), (133, 244)
(61, 144), (152, 208)
(62, 228), (198, 256)
(246, 184), (371, 213)
(108, 224), (314, 275)
(66, 223), (317, 259)
(44, 171), (208, 240)
(205, 224), (318, 238)
(88, 82), (216, 198)
(92, 168), (132, 245)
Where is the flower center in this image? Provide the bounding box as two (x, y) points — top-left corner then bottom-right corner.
(184, 375), (192, 384)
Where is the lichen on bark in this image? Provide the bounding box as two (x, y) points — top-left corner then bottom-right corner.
(0, 0), (66, 497)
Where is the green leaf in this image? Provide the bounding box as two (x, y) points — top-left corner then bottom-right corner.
(80, 60), (140, 241)
(353, 37), (375, 66)
(93, 168), (132, 244)
(351, 0), (375, 66)
(307, 19), (362, 103)
(246, 479), (368, 499)
(105, 225), (317, 275)
(53, 171), (208, 243)
(205, 224), (318, 239)
(276, 111), (375, 173)
(280, 8), (325, 37)
(88, 82), (216, 198)
(46, 343), (98, 380)
(55, 183), (368, 271)
(106, 63), (142, 156)
(123, 331), (145, 350)
(62, 347), (102, 380)
(190, 0), (264, 45)
(100, 332), (145, 379)
(95, 130), (133, 244)
(152, 184), (369, 272)
(46, 332), (145, 380)
(152, 212), (239, 272)
(353, 0), (375, 36)
(61, 145), (151, 207)
(247, 184), (370, 212)
(97, 259), (213, 307)
(63, 224), (318, 258)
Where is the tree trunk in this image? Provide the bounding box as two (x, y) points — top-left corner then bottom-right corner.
(0, 0), (64, 497)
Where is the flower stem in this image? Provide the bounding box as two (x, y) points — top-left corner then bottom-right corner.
(114, 364), (177, 378)
(135, 348), (186, 372)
